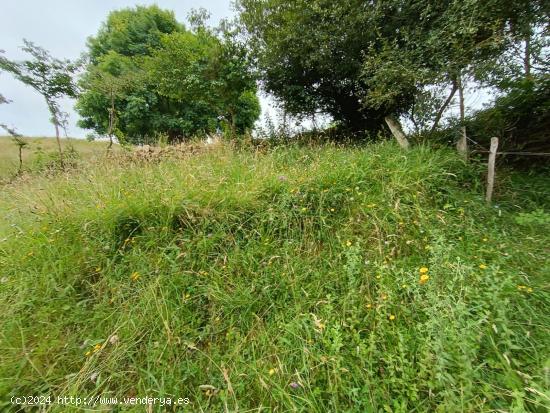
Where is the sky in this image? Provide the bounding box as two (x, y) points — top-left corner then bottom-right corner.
(0, 0), (252, 138)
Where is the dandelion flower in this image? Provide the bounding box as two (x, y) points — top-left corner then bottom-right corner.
(419, 274), (430, 285)
(389, 314), (396, 321)
(479, 264), (487, 270)
(419, 267), (429, 274)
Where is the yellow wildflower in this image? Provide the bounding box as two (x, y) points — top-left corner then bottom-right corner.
(479, 264), (487, 270)
(419, 267), (429, 274)
(389, 314), (396, 321)
(419, 274), (430, 285)
(346, 240), (352, 247)
(269, 368), (277, 376)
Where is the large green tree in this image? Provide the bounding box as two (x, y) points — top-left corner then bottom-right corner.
(77, 5), (260, 143)
(238, 0), (388, 133)
(237, 0), (547, 146)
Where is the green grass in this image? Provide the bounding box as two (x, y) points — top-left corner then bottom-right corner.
(0, 141), (548, 412)
(0, 136), (115, 179)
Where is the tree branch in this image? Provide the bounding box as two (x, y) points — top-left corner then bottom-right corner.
(430, 78), (458, 134)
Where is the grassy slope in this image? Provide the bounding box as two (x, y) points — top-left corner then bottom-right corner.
(0, 142), (548, 412)
(0, 137), (115, 178)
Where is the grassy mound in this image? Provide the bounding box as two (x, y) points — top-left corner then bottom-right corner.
(0, 142), (548, 412)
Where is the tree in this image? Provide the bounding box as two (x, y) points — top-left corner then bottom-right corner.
(0, 87), (27, 175)
(360, 0), (548, 153)
(0, 40), (78, 168)
(237, 0), (548, 149)
(77, 6), (184, 144)
(237, 0), (390, 134)
(145, 23), (260, 138)
(77, 5), (260, 143)
(87, 5), (184, 63)
(76, 51), (139, 148)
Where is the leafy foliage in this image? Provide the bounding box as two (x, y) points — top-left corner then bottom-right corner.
(464, 75), (550, 162)
(0, 40), (78, 134)
(237, 0), (548, 136)
(77, 5), (260, 144)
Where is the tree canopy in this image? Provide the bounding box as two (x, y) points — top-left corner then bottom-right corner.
(237, 0), (548, 137)
(76, 5), (260, 143)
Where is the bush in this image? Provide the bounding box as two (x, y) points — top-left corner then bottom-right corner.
(464, 75), (550, 166)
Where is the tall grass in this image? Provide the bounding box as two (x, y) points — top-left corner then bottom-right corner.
(0, 141), (548, 412)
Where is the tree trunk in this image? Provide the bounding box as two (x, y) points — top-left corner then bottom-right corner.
(107, 93), (114, 150)
(430, 78), (458, 134)
(456, 76), (468, 159)
(53, 115), (65, 169)
(229, 108), (237, 138)
(384, 115), (409, 150)
(18, 145), (23, 175)
(524, 36), (531, 78)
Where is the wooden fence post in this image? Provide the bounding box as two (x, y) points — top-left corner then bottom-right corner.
(486, 137), (499, 203)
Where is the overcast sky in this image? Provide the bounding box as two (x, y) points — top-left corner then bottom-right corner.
(0, 0), (247, 138)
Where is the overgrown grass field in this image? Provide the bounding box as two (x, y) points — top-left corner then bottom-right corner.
(0, 141), (548, 412)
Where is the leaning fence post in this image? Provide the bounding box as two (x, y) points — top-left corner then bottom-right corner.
(486, 137), (499, 203)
